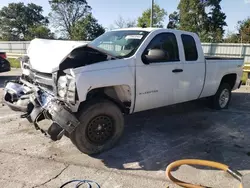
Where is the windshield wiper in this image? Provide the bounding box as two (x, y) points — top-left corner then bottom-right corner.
(114, 56), (124, 59)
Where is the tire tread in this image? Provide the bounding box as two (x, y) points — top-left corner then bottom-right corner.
(70, 99), (124, 155)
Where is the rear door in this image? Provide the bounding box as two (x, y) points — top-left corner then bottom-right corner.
(177, 34), (205, 103)
(134, 32), (183, 112)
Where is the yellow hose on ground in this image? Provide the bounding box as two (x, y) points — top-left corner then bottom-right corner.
(166, 159), (243, 188)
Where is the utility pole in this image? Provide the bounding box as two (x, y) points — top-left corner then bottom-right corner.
(150, 0), (154, 27)
(240, 32), (243, 57)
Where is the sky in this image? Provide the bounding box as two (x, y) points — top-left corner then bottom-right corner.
(0, 0), (250, 34)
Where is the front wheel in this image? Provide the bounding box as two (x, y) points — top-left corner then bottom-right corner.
(70, 99), (124, 155)
(211, 83), (232, 110)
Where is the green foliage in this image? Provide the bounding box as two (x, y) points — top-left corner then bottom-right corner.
(177, 0), (208, 40)
(0, 2), (50, 41)
(137, 4), (167, 28)
(241, 72), (248, 85)
(8, 58), (21, 68)
(224, 32), (240, 43)
(167, 11), (179, 29)
(70, 14), (105, 40)
(26, 26), (55, 40)
(176, 0), (227, 42)
(206, 0), (227, 42)
(49, 0), (91, 39)
(225, 18), (250, 43)
(114, 16), (137, 28)
(238, 18), (250, 43)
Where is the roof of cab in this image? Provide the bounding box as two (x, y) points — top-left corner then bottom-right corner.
(110, 27), (196, 35)
(107, 27), (200, 41)
(111, 27), (162, 32)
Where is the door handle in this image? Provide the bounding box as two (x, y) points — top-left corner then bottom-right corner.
(172, 69), (183, 73)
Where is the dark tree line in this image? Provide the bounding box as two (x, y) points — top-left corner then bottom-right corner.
(168, 0), (227, 42)
(0, 0), (249, 43)
(0, 0), (105, 41)
(114, 0), (249, 43)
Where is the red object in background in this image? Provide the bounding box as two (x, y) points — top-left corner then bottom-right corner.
(0, 52), (7, 59)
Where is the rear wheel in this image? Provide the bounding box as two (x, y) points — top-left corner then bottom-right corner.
(70, 99), (124, 155)
(211, 83), (231, 110)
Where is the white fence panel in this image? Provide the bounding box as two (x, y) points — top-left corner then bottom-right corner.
(0, 41), (30, 54)
(1, 41), (250, 62)
(202, 43), (250, 62)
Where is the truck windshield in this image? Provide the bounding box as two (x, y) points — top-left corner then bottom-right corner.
(88, 30), (149, 58)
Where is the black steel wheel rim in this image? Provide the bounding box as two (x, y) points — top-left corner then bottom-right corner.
(86, 115), (114, 145)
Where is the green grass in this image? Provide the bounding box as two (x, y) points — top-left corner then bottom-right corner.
(241, 72), (248, 85)
(242, 62), (250, 85)
(7, 58), (21, 68)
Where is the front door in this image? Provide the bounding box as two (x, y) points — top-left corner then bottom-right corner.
(134, 32), (183, 112)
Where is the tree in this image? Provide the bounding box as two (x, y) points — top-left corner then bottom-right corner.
(176, 0), (227, 42)
(0, 2), (49, 40)
(206, 0), (227, 42)
(224, 18), (250, 43)
(238, 18), (250, 43)
(49, 0), (91, 39)
(224, 31), (239, 43)
(114, 16), (137, 28)
(178, 0), (209, 41)
(167, 11), (179, 29)
(26, 26), (55, 40)
(71, 14), (105, 40)
(137, 4), (167, 28)
(108, 24), (116, 31)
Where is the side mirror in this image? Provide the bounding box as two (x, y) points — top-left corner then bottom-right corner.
(142, 49), (169, 64)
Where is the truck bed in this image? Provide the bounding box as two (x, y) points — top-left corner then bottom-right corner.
(199, 56), (244, 99)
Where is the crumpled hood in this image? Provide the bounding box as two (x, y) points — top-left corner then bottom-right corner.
(27, 38), (88, 73)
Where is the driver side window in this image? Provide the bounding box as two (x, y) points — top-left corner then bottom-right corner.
(145, 33), (180, 62)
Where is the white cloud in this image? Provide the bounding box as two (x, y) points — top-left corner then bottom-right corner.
(245, 0), (250, 3)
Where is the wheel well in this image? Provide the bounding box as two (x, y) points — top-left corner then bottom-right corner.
(221, 74), (237, 89)
(83, 86), (132, 114)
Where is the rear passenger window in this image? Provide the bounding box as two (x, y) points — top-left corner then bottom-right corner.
(181, 34), (198, 61)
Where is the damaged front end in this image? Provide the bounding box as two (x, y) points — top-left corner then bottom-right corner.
(3, 79), (80, 141)
(3, 39), (114, 141)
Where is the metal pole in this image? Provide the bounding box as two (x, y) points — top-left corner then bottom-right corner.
(241, 32), (243, 57)
(150, 0), (154, 27)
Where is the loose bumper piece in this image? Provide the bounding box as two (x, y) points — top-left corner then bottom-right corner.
(3, 80), (80, 140)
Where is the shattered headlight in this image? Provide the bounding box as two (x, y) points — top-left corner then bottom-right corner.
(57, 74), (76, 104)
(57, 76), (67, 98)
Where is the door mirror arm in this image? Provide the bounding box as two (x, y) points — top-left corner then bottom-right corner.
(141, 54), (150, 65)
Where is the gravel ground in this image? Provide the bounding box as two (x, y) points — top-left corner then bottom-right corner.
(0, 69), (250, 188)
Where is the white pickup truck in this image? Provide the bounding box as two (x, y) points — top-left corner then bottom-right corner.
(3, 28), (244, 155)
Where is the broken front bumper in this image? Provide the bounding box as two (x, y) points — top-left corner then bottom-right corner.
(3, 80), (80, 140)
